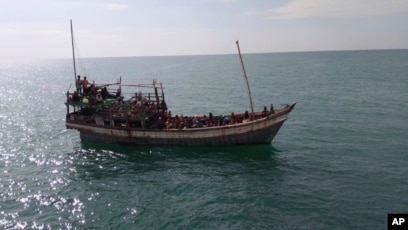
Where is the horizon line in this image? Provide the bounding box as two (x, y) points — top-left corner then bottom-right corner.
(1, 48), (407, 61)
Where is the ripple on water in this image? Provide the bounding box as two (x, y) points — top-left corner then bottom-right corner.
(1, 53), (408, 229)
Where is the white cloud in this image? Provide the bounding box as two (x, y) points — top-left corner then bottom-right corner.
(0, 22), (64, 37)
(219, 0), (237, 3)
(208, 0), (237, 4)
(245, 0), (408, 19)
(101, 3), (128, 11)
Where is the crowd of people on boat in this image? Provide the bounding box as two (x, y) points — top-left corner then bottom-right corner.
(118, 106), (254, 130)
(68, 75), (275, 129)
(156, 105), (273, 130)
(155, 111), (249, 130)
(121, 101), (273, 130)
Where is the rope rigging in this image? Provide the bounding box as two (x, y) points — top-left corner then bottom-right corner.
(72, 36), (90, 77)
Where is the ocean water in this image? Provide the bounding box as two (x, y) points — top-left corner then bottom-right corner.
(0, 50), (407, 229)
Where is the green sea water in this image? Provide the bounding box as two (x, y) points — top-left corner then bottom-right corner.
(0, 50), (407, 229)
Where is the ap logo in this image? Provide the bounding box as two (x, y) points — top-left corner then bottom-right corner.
(388, 214), (408, 229)
(392, 218), (405, 225)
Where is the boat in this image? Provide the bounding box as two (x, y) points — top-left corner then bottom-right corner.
(65, 20), (296, 146)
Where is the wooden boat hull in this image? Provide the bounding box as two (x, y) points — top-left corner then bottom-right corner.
(66, 103), (296, 146)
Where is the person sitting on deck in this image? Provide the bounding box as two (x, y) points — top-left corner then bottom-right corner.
(151, 117), (165, 130)
(96, 93), (103, 104)
(236, 113), (243, 123)
(173, 115), (181, 129)
(72, 91), (81, 102)
(183, 116), (192, 128)
(223, 116), (230, 125)
(230, 112), (236, 124)
(117, 97), (124, 105)
(87, 88), (97, 108)
(167, 111), (172, 120)
(130, 94), (137, 105)
(208, 113), (215, 126)
(101, 87), (115, 100)
(243, 110), (250, 122)
(201, 115), (209, 127)
(159, 100), (167, 110)
(111, 97), (123, 112)
(85, 84), (95, 96)
(137, 91), (142, 101)
(116, 88), (122, 98)
(193, 119), (202, 128)
(166, 118), (174, 129)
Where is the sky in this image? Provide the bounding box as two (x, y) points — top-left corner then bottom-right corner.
(1, 0), (408, 59)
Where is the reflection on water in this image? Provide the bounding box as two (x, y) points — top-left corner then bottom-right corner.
(3, 51), (406, 228)
(81, 140), (278, 158)
(63, 140), (287, 229)
(75, 140), (283, 180)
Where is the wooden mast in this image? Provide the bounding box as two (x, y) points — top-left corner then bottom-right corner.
(236, 40), (254, 117)
(70, 20), (77, 85)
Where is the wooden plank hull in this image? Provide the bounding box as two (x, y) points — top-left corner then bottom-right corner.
(66, 103), (296, 146)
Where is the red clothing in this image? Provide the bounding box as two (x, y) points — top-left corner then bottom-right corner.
(82, 79), (89, 90)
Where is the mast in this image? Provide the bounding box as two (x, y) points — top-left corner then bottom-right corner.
(236, 40), (254, 116)
(70, 20), (77, 84)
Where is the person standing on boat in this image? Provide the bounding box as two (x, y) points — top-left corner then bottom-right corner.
(82, 76), (89, 95)
(76, 75), (82, 95)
